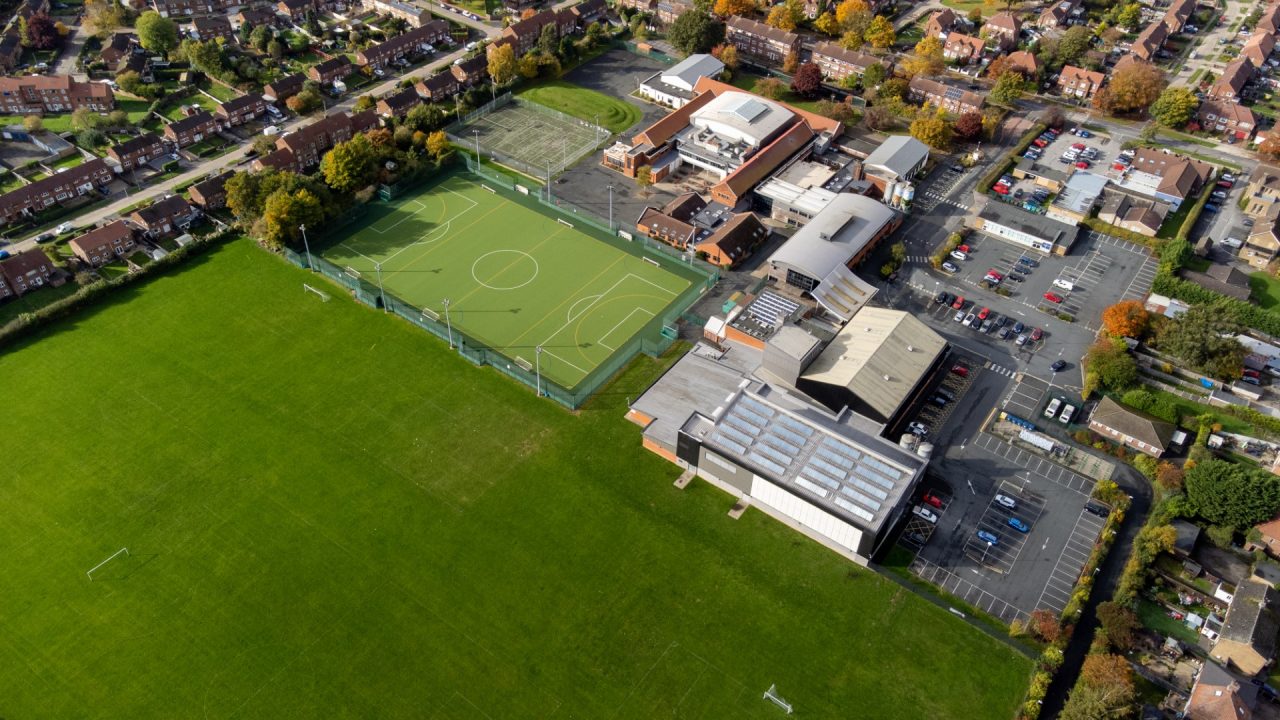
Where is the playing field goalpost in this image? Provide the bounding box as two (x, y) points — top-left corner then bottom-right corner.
(86, 547), (130, 581)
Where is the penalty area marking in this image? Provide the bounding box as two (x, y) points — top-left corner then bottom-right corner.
(368, 199), (431, 234)
(597, 307), (656, 351)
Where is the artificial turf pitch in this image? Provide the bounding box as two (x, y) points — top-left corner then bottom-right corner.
(0, 240), (1032, 719)
(320, 171), (691, 390)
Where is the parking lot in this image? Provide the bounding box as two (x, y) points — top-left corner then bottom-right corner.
(1025, 127), (1120, 179)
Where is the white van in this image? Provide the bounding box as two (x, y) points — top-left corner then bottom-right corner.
(1044, 398), (1062, 418)
(1052, 278), (1075, 291)
(1058, 404), (1076, 424)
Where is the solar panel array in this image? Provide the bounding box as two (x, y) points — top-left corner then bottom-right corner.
(708, 394), (908, 527)
(745, 291), (801, 326)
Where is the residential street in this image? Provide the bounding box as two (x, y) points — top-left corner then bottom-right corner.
(5, 45), (477, 253)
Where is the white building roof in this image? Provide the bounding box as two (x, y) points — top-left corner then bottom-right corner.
(1052, 171), (1109, 214)
(661, 53), (725, 92)
(862, 135), (930, 182)
(689, 91), (794, 148)
(755, 178), (837, 217)
(767, 193), (898, 282)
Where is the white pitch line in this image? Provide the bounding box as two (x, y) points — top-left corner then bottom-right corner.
(597, 307), (655, 351)
(540, 348), (589, 376)
(626, 271), (680, 296)
(369, 199), (431, 235)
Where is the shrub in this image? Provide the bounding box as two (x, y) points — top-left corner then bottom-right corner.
(1205, 524), (1234, 547)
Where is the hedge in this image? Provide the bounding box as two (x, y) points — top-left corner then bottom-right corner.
(0, 228), (238, 350)
(977, 123), (1046, 197)
(1080, 216), (1159, 249)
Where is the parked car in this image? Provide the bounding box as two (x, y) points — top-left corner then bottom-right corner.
(954, 309), (966, 322)
(1008, 517), (1030, 533)
(950, 250), (969, 261)
(951, 364), (969, 377)
(998, 327), (1012, 340)
(1059, 404), (1076, 424)
(1051, 359), (1067, 372)
(935, 388), (956, 402)
(1015, 333), (1028, 346)
(956, 244), (971, 253)
(977, 530), (1000, 545)
(994, 494), (1017, 509)
(952, 296), (965, 310)
(934, 290), (949, 304)
(922, 491), (944, 508)
(914, 506), (939, 524)
(1018, 256), (1038, 268)
(980, 320), (994, 333)
(1084, 503), (1109, 517)
(908, 421), (929, 437)
(1030, 328), (1043, 342)
(1012, 321), (1025, 334)
(1043, 292), (1063, 304)
(1205, 203), (1221, 213)
(929, 394), (948, 407)
(942, 261), (959, 273)
(977, 307), (990, 320)
(963, 312), (977, 326)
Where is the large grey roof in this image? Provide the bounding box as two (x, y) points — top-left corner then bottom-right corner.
(766, 193), (898, 282)
(863, 135), (929, 181)
(661, 53), (725, 91)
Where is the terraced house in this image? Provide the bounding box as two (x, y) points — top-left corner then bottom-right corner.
(1132, 21), (1168, 61)
(496, 9), (575, 55)
(68, 220), (135, 267)
(0, 158), (113, 225)
(308, 56), (351, 85)
(0, 75), (115, 114)
(809, 43), (881, 82)
(908, 77), (984, 114)
(1198, 99), (1257, 141)
(0, 248), (55, 297)
(215, 93), (267, 126)
(255, 110), (378, 172)
(147, 0), (236, 17)
(163, 111), (220, 148)
(725, 16), (800, 66)
(355, 21), (450, 70)
(105, 133), (167, 173)
(1207, 59), (1253, 102)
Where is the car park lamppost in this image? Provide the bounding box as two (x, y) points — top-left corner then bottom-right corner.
(299, 223), (313, 271)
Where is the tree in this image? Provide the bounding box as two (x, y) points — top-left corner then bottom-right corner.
(268, 39), (285, 60)
(909, 105), (952, 149)
(557, 35), (578, 63)
(520, 6), (538, 19)
(181, 39), (227, 77)
(85, 0), (135, 35)
(487, 43), (517, 86)
(954, 111), (983, 139)
(835, 0), (870, 29)
(1095, 61), (1166, 116)
(320, 134), (378, 193)
(839, 29), (865, 51)
(25, 13), (60, 50)
(814, 11), (840, 35)
(967, 7), (982, 25)
(70, 107), (101, 133)
(877, 76), (908, 101)
(1096, 602), (1139, 650)
(286, 87), (323, 114)
(536, 23), (558, 55)
(225, 172), (264, 221)
(1156, 462), (1185, 492)
(791, 62), (822, 98)
(1084, 338), (1137, 392)
(1116, 2), (1142, 31)
(718, 43), (739, 71)
(1262, 134), (1280, 159)
(426, 130), (450, 160)
(862, 105), (894, 130)
(250, 24), (272, 53)
(812, 98), (857, 123)
(753, 76), (786, 100)
(865, 15), (895, 49)
(989, 71), (1027, 105)
(1062, 654), (1136, 720)
(262, 188), (324, 251)
(902, 36), (944, 78)
(861, 62), (886, 88)
(1186, 459), (1280, 530)
(136, 10), (178, 56)
(353, 94), (376, 113)
(766, 4), (796, 31)
(1155, 304), (1247, 378)
(635, 165), (653, 189)
(250, 134), (277, 156)
(1101, 300), (1150, 338)
(1054, 26), (1092, 67)
(1029, 609), (1061, 643)
(1150, 86), (1198, 128)
(668, 9), (723, 55)
(404, 102), (444, 132)
(712, 0), (755, 16)
(22, 115), (41, 133)
(782, 49), (799, 73)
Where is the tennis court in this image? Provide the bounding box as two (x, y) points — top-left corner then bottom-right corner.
(458, 98), (607, 175)
(320, 171), (693, 390)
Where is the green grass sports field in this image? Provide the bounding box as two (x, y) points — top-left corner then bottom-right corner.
(320, 171), (692, 390)
(0, 240), (1031, 719)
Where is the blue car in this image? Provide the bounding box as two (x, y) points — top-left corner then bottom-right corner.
(977, 530), (999, 545)
(0, 249), (9, 260)
(1008, 517), (1030, 533)
(1204, 203), (1221, 213)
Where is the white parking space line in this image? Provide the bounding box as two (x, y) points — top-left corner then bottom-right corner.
(970, 433), (1096, 496)
(1035, 510), (1106, 614)
(909, 555), (1030, 624)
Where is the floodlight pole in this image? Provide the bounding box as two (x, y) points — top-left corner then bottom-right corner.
(443, 298), (454, 348)
(535, 345), (543, 397)
(375, 262), (387, 313)
(473, 129), (481, 167)
(607, 184), (614, 231)
(299, 223), (314, 270)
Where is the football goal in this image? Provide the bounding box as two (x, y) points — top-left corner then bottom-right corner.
(763, 684), (793, 715)
(86, 547), (130, 581)
(303, 283), (331, 302)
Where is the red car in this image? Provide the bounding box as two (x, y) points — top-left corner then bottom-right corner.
(952, 296), (965, 310)
(922, 492), (944, 509)
(1218, 180), (1233, 189)
(977, 307), (990, 320)
(1113, 162), (1127, 171)
(985, 269), (1002, 280)
(1030, 327), (1043, 342)
(957, 244), (971, 253)
(994, 184), (1011, 195)
(951, 364), (969, 377)
(1071, 142), (1085, 150)
(1043, 292), (1063, 304)
(1244, 368), (1261, 379)
(1075, 161), (1090, 169)
(1033, 138), (1048, 148)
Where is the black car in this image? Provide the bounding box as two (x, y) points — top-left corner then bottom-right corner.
(928, 395), (948, 407)
(906, 531), (927, 544)
(935, 290), (949, 304)
(1051, 359), (1067, 372)
(995, 315), (1008, 328)
(935, 388), (956, 402)
(1084, 503), (1109, 518)
(1007, 273), (1025, 282)
(950, 164), (965, 173)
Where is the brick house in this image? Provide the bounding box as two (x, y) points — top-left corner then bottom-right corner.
(0, 75), (115, 114)
(1163, 0), (1196, 32)
(129, 195), (196, 238)
(0, 158), (114, 226)
(1244, 166), (1280, 219)
(908, 76), (984, 114)
(1057, 65), (1105, 99)
(809, 42), (881, 82)
(1087, 396), (1175, 457)
(364, 0), (433, 28)
(1002, 50), (1040, 78)
(215, 93), (267, 126)
(355, 21), (451, 70)
(277, 0), (314, 21)
(1208, 59), (1254, 102)
(1242, 30), (1276, 68)
(925, 8), (957, 37)
(1261, 2), (1280, 34)
(271, 110), (378, 169)
(725, 16), (800, 66)
(693, 211), (769, 267)
(308, 56), (351, 85)
(68, 220), (135, 267)
(263, 73), (306, 103)
(983, 11), (1021, 51)
(943, 33), (985, 63)
(1198, 99), (1257, 141)
(570, 0), (606, 27)
(235, 7), (281, 28)
(0, 32), (21, 73)
(163, 111), (221, 148)
(1037, 0), (1081, 27)
(105, 133), (167, 173)
(148, 0), (237, 17)
(1244, 217), (1280, 270)
(1132, 21), (1169, 61)
(450, 55), (488, 86)
(191, 15), (234, 42)
(100, 32), (139, 68)
(376, 87), (420, 117)
(0, 248), (54, 297)
(415, 71), (460, 101)
(497, 9), (576, 56)
(1211, 577), (1280, 676)
(188, 170), (233, 210)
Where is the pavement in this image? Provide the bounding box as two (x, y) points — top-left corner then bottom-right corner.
(53, 21), (90, 78)
(5, 44), (477, 252)
(422, 0), (501, 38)
(1171, 0), (1250, 89)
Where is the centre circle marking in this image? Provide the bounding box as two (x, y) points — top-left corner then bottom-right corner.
(471, 250), (539, 290)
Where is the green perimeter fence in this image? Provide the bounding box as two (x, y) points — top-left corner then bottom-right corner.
(446, 93), (613, 179)
(283, 161), (719, 409)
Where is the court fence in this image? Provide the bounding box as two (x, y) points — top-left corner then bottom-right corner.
(283, 163), (719, 409)
(446, 95), (613, 180)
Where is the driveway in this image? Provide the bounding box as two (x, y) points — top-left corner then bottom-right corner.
(53, 21), (89, 78)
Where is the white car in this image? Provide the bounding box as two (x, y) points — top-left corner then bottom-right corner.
(994, 494), (1017, 509)
(950, 250), (968, 261)
(1015, 333), (1028, 346)
(1052, 278), (1075, 291)
(942, 261), (959, 273)
(908, 421), (929, 437)
(963, 312), (976, 326)
(913, 505), (939, 524)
